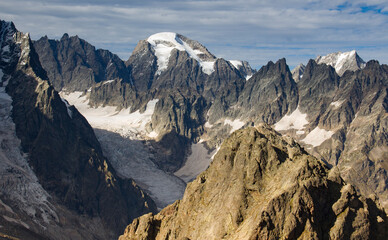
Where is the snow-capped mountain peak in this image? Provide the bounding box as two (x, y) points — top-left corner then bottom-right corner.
(147, 32), (216, 75)
(315, 50), (366, 76)
(228, 59), (256, 80)
(229, 60), (243, 69)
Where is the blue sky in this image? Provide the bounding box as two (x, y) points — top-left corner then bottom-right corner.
(1, 0), (387, 69)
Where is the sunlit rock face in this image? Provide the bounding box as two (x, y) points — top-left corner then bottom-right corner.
(120, 125), (387, 240)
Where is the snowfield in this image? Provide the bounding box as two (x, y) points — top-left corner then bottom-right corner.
(301, 126), (334, 147)
(274, 106), (309, 132)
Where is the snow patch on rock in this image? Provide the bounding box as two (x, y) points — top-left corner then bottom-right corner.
(204, 121), (213, 128)
(102, 79), (115, 85)
(274, 106), (309, 131)
(60, 97), (73, 118)
(224, 118), (245, 133)
(301, 126), (334, 147)
(229, 60), (242, 69)
(330, 100), (344, 108)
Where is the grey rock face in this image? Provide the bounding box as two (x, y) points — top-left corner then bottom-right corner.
(297, 59), (341, 120)
(230, 58), (298, 124)
(0, 21), (156, 239)
(33, 34), (131, 92)
(120, 125), (387, 240)
(125, 40), (157, 92)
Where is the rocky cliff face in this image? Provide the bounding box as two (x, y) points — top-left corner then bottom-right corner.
(0, 20), (156, 239)
(237, 58), (298, 124)
(33, 34), (131, 92)
(120, 125), (387, 240)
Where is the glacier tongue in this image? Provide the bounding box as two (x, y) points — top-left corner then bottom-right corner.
(60, 92), (186, 208)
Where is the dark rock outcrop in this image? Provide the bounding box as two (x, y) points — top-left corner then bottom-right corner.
(33, 34), (131, 92)
(225, 58), (298, 124)
(120, 125), (387, 240)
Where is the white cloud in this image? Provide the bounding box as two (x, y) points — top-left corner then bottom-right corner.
(0, 0), (387, 68)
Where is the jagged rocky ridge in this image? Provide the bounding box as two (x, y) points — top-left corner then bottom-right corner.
(120, 125), (387, 240)
(33, 32), (388, 211)
(33, 33), (131, 92)
(0, 20), (156, 239)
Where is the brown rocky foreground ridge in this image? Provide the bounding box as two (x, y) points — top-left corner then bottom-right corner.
(120, 124), (387, 240)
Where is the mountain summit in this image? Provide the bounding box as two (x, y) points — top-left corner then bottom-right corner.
(147, 32), (216, 75)
(315, 50), (366, 76)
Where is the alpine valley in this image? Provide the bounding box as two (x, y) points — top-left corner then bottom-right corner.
(0, 20), (387, 239)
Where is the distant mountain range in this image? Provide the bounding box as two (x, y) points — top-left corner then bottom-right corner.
(1, 20), (387, 239)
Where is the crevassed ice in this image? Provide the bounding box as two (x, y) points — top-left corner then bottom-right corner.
(147, 32), (215, 75)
